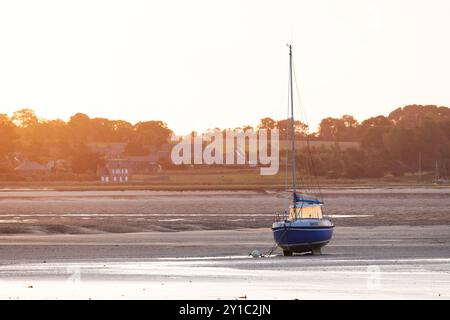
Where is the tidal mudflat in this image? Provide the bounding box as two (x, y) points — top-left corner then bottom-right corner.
(0, 188), (449, 234)
(0, 188), (449, 299)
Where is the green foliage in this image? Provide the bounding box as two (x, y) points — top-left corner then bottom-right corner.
(12, 109), (38, 128)
(0, 114), (19, 157)
(318, 115), (359, 141)
(125, 121), (172, 156)
(1, 105), (450, 181)
(70, 144), (105, 174)
(293, 105), (450, 179)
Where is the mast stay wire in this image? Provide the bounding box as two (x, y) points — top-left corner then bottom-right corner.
(291, 55), (324, 203)
(293, 60), (323, 202)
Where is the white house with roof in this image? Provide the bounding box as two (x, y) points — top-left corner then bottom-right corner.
(98, 159), (130, 183)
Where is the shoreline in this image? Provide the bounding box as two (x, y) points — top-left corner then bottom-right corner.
(1, 184), (450, 193)
(0, 177), (449, 193)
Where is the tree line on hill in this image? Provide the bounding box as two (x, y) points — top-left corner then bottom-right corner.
(0, 109), (172, 177)
(0, 104), (449, 180)
(312, 105), (450, 178)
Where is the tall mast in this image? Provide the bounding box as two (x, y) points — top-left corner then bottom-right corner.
(289, 44), (297, 206)
(418, 152), (422, 182)
(435, 160), (439, 181)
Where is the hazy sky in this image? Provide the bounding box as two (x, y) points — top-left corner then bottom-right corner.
(0, 0), (449, 134)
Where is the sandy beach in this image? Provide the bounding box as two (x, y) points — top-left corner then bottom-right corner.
(0, 188), (449, 299)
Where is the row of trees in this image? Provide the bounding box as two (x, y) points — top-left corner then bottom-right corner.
(302, 105), (450, 178)
(245, 105), (449, 178)
(1, 104), (449, 179)
(0, 109), (172, 175)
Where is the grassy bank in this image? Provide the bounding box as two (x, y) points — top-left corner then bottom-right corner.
(0, 167), (444, 191)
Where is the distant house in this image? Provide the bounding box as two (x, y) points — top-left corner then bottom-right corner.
(97, 167), (110, 182)
(157, 144), (172, 164)
(279, 140), (360, 151)
(46, 159), (67, 172)
(88, 142), (173, 162)
(14, 161), (50, 177)
(88, 142), (127, 158)
(126, 155), (160, 174)
(0, 156), (11, 169)
(98, 159), (130, 183)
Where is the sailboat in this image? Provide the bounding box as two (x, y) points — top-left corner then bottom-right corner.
(271, 45), (334, 256)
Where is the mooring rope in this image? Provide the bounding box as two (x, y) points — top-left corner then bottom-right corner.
(264, 224), (289, 257)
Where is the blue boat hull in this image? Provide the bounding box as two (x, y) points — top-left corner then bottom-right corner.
(272, 225), (334, 254)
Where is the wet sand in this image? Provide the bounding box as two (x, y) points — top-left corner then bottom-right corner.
(0, 188), (449, 299)
(0, 226), (449, 299)
(0, 188), (450, 234)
